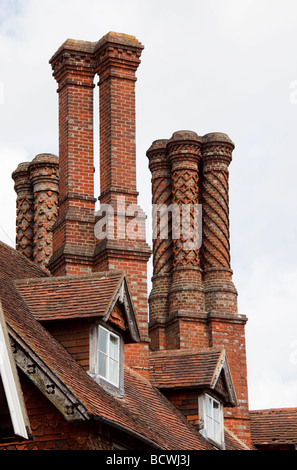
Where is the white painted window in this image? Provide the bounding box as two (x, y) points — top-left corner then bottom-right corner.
(98, 325), (120, 387)
(199, 393), (224, 448)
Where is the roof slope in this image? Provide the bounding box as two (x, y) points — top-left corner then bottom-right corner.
(14, 271), (126, 321)
(250, 408), (297, 446)
(0, 240), (213, 450)
(150, 348), (223, 389)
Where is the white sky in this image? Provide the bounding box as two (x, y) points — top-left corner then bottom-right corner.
(1, 0), (297, 411)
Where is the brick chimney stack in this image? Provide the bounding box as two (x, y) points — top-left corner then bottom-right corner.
(147, 139), (172, 350)
(48, 40), (97, 276)
(12, 154), (59, 270)
(12, 163), (34, 260)
(28, 154), (59, 270)
(94, 32), (142, 207)
(93, 33), (151, 376)
(200, 133), (237, 313)
(167, 131), (205, 349)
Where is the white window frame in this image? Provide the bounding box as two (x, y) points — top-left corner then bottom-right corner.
(198, 393), (225, 449)
(89, 323), (124, 395)
(97, 325), (120, 387)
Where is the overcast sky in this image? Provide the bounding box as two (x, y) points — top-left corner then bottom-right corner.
(1, 0), (297, 412)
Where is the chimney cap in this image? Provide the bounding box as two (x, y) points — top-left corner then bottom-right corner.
(169, 130), (201, 143)
(30, 153), (59, 165)
(94, 31), (144, 52)
(11, 161), (30, 180)
(203, 132), (235, 148)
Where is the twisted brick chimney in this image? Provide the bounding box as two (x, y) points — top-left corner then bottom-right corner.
(12, 162), (34, 260)
(12, 154), (59, 271)
(147, 131), (250, 446)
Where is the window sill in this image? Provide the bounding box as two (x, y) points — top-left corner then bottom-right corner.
(88, 372), (124, 398)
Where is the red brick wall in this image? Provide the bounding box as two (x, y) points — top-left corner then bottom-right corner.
(0, 372), (111, 450)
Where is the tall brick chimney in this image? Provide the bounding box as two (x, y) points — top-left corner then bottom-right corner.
(93, 33), (151, 376)
(200, 132), (250, 446)
(48, 39), (97, 276)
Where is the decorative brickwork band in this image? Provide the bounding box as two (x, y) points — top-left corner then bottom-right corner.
(12, 163), (34, 260)
(28, 154), (59, 270)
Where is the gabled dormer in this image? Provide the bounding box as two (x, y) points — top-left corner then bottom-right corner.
(149, 348), (237, 449)
(0, 302), (31, 441)
(14, 270), (141, 396)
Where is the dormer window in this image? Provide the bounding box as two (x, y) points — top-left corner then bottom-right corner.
(89, 322), (124, 396)
(198, 393), (225, 449)
(98, 325), (120, 387)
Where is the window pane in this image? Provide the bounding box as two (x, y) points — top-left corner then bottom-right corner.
(213, 421), (220, 443)
(213, 400), (220, 422)
(205, 395), (212, 417)
(109, 358), (119, 385)
(99, 327), (108, 354)
(109, 334), (119, 360)
(98, 351), (107, 377)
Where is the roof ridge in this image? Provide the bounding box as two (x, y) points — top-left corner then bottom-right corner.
(250, 407), (297, 413)
(150, 347), (223, 357)
(14, 270), (125, 285)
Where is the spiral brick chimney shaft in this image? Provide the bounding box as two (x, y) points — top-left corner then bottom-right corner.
(29, 154), (59, 269)
(12, 163), (34, 260)
(12, 154), (59, 271)
(147, 139), (172, 350)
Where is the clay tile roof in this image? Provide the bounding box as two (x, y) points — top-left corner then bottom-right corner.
(149, 348), (224, 389)
(250, 408), (297, 445)
(14, 271), (125, 321)
(0, 240), (213, 449)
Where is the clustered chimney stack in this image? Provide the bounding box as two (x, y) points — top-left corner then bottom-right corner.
(12, 32), (151, 377)
(147, 131), (250, 444)
(147, 132), (238, 348)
